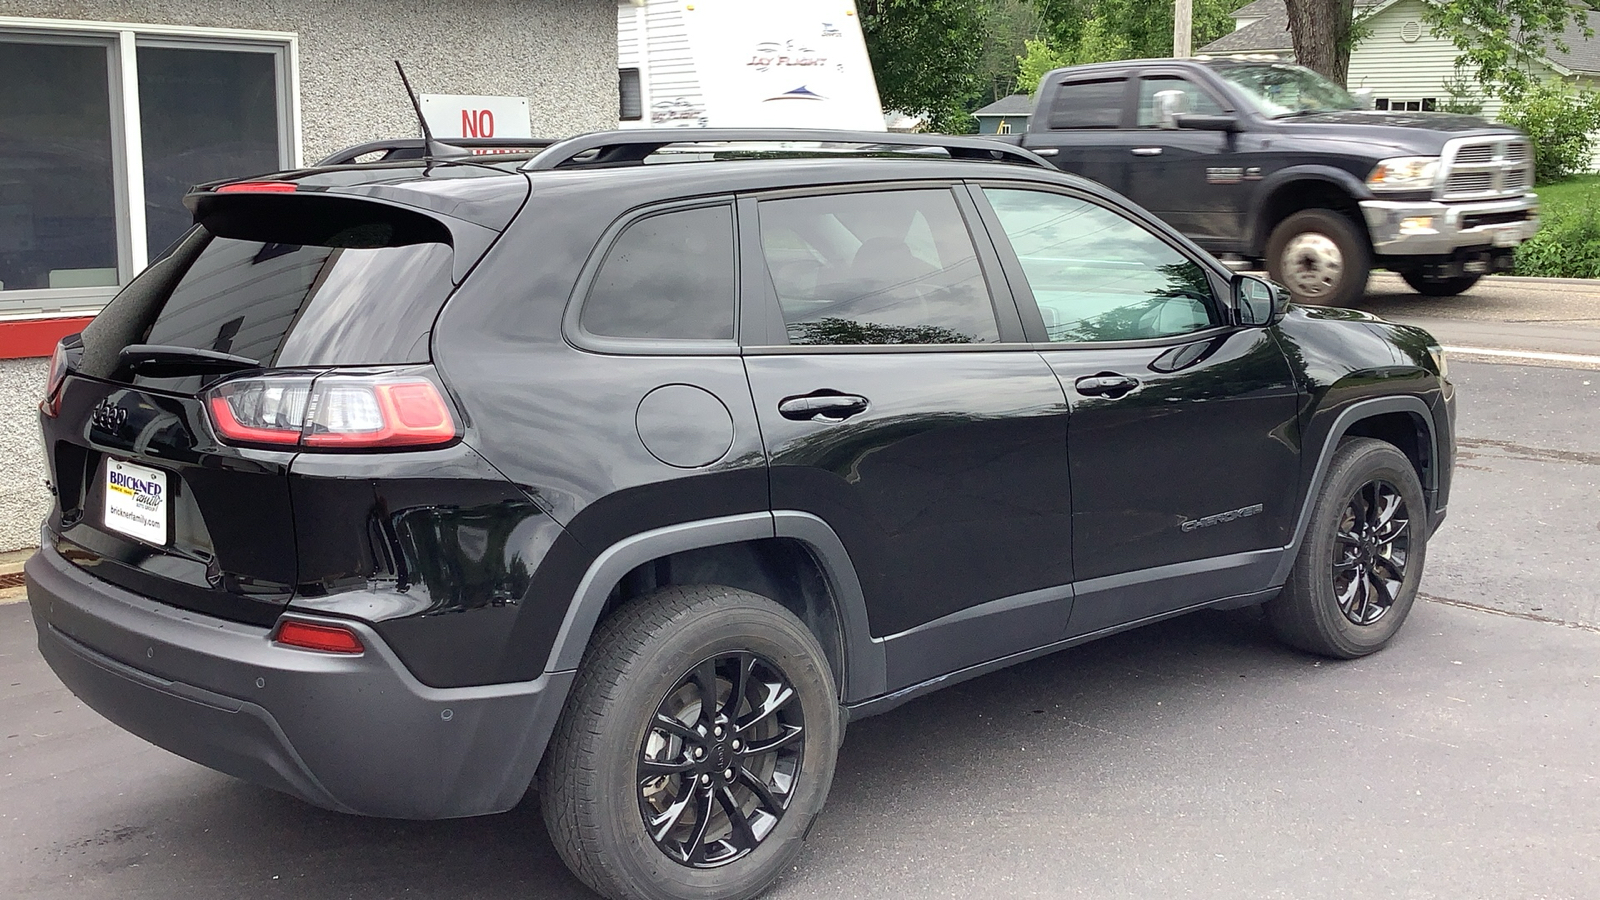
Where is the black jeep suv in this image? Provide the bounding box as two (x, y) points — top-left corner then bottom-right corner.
(27, 130), (1455, 900)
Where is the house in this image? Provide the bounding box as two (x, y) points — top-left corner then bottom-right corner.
(1200, 0), (1600, 120)
(973, 94), (1034, 134)
(0, 1), (622, 554)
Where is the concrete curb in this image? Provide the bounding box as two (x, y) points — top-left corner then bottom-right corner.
(0, 548), (32, 604)
(1368, 272), (1600, 287)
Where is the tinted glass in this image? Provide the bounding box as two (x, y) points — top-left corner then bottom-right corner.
(1137, 76), (1224, 126)
(139, 46), (282, 255)
(1047, 79), (1125, 129)
(1215, 63), (1359, 118)
(984, 188), (1218, 343)
(757, 189), (998, 346)
(581, 204), (736, 341)
(82, 201), (455, 385)
(0, 39), (118, 293)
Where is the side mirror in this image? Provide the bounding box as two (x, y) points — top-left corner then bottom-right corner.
(1233, 273), (1289, 326)
(1153, 89), (1190, 129)
(1174, 113), (1242, 132)
(1352, 87), (1377, 110)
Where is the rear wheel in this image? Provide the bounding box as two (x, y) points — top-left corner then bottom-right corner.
(1266, 209), (1371, 307)
(540, 585), (839, 900)
(1402, 271), (1481, 297)
(1266, 438), (1428, 658)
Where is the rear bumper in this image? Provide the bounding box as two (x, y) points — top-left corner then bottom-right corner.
(26, 542), (572, 819)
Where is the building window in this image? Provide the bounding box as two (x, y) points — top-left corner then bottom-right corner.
(619, 67), (643, 121)
(0, 22), (295, 319)
(1374, 98), (1436, 113)
(996, 120), (1011, 134)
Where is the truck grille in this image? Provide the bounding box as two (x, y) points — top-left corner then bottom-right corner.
(1440, 137), (1534, 200)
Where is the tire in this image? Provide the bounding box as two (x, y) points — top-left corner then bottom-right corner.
(1265, 438), (1429, 659)
(1402, 272), (1481, 297)
(1265, 209), (1372, 308)
(539, 584), (840, 900)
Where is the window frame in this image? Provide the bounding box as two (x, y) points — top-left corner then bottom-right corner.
(0, 16), (299, 318)
(563, 195), (743, 356)
(1045, 75), (1133, 131)
(736, 181), (1030, 354)
(966, 180), (1238, 349)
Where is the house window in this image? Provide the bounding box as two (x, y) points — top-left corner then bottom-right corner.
(996, 120), (1011, 134)
(1374, 98), (1437, 113)
(620, 67), (643, 121)
(0, 22), (295, 319)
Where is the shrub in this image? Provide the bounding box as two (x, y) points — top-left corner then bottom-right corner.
(1497, 82), (1600, 184)
(1513, 184), (1600, 278)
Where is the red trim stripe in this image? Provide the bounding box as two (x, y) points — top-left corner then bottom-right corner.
(0, 317), (96, 361)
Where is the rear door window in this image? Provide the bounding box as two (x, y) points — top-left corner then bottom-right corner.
(1047, 79), (1128, 129)
(579, 204), (737, 341)
(754, 188), (999, 345)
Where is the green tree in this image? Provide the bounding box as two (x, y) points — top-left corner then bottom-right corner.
(1284, 0), (1356, 85)
(976, 0), (1042, 105)
(1025, 0), (1235, 82)
(1498, 81), (1600, 182)
(1421, 0), (1596, 103)
(859, 0), (988, 132)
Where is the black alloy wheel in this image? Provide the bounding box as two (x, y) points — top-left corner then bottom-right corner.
(1331, 479), (1411, 626)
(639, 652), (806, 868)
(1266, 438), (1428, 659)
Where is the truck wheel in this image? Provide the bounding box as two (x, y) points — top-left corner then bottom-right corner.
(540, 584), (839, 900)
(1265, 438), (1428, 659)
(1402, 272), (1481, 297)
(1266, 209), (1371, 307)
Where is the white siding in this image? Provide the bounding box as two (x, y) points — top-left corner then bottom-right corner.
(1346, 1), (1498, 115)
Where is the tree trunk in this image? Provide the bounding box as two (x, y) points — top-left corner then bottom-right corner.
(1284, 0), (1354, 86)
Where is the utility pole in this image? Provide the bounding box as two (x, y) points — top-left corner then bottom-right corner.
(1174, 0), (1193, 57)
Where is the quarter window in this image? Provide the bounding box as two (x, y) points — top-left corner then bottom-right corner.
(581, 204), (737, 341)
(983, 188), (1219, 343)
(756, 189), (999, 346)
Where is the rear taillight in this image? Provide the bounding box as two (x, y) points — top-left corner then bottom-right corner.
(274, 620), (365, 654)
(204, 371), (458, 450)
(216, 181), (297, 194)
(41, 341), (68, 418)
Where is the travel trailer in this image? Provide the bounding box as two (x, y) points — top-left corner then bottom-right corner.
(617, 0), (885, 130)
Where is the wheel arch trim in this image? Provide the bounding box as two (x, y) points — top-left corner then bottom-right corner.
(1272, 395), (1438, 585)
(543, 511), (887, 702)
(1248, 166), (1372, 256)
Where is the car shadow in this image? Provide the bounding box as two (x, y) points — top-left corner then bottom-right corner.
(36, 606), (1318, 900)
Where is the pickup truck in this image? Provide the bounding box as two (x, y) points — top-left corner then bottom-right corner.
(1006, 57), (1540, 306)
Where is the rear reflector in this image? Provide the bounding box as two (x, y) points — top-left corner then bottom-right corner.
(204, 371), (458, 450)
(274, 620), (365, 654)
(216, 181), (297, 194)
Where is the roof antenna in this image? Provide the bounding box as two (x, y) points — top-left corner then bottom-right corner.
(394, 60), (457, 161)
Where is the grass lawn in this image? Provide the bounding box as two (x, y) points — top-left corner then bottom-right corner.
(1512, 173), (1600, 278)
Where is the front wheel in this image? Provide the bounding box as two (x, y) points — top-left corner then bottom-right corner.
(1402, 271), (1481, 297)
(1266, 209), (1372, 307)
(1265, 438), (1429, 659)
(540, 584), (840, 900)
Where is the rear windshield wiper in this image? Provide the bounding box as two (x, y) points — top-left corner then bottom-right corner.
(118, 344), (261, 378)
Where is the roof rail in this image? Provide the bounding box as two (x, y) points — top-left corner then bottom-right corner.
(520, 129), (1052, 171)
(316, 137), (557, 167)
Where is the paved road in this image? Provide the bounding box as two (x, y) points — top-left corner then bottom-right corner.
(2, 282), (1596, 899)
(1360, 273), (1600, 365)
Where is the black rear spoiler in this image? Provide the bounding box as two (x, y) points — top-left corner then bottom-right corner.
(316, 137), (558, 166)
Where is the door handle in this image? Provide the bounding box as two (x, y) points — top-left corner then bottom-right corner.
(778, 392), (870, 422)
(1131, 147), (1163, 156)
(1074, 374), (1139, 398)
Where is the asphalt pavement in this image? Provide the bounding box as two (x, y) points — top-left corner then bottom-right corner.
(2, 276), (1597, 899)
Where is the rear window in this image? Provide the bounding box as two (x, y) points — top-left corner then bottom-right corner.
(80, 195), (456, 383)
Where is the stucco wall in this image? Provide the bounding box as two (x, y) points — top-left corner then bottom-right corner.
(0, 0), (617, 551)
(0, 358), (50, 552)
(3, 0), (618, 163)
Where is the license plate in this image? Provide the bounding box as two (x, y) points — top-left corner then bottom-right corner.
(103, 459), (168, 546)
(1492, 227), (1520, 248)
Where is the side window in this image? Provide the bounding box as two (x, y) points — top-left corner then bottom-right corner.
(1136, 76), (1224, 126)
(1047, 79), (1126, 129)
(756, 189), (999, 346)
(983, 188), (1219, 343)
(580, 204), (736, 341)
